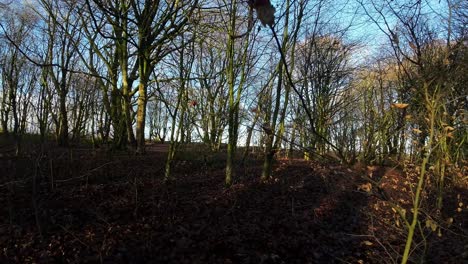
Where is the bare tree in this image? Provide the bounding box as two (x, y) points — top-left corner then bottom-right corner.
(0, 4), (39, 154)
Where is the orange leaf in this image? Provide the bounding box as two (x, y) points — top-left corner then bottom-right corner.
(391, 103), (409, 109)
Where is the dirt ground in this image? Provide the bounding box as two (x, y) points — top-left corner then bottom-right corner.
(0, 143), (467, 263)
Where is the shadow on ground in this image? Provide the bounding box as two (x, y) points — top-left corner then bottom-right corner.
(0, 144), (466, 263)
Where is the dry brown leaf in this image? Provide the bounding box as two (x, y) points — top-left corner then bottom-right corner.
(391, 103), (409, 109)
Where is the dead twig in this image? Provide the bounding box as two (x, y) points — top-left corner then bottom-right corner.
(54, 161), (116, 183)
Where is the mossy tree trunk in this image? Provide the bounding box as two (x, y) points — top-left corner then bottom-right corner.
(261, 0), (304, 180)
(164, 35), (195, 181)
(225, 0), (254, 186)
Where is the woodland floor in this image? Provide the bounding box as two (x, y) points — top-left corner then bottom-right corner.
(0, 142), (467, 263)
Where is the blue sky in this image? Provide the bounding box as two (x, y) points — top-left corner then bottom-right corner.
(267, 0), (451, 60)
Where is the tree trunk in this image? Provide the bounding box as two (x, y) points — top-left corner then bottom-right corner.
(136, 80), (147, 154)
(58, 88), (69, 147)
(242, 112), (260, 162)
